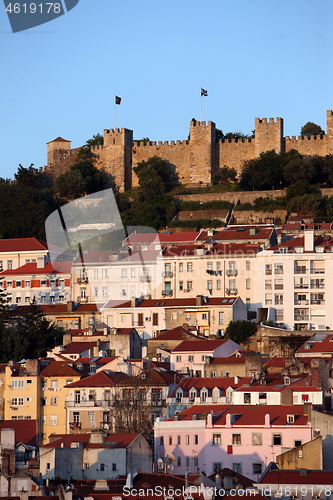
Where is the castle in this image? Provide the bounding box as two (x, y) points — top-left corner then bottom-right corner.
(45, 110), (333, 192)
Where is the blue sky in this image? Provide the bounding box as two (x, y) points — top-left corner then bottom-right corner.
(0, 0), (332, 180)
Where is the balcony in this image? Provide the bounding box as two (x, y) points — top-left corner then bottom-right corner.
(294, 283), (309, 289)
(77, 276), (88, 284)
(70, 422), (81, 430)
(162, 271), (173, 278)
(294, 314), (309, 322)
(77, 296), (89, 303)
(311, 268), (325, 274)
(311, 299), (325, 305)
(294, 300), (309, 306)
(162, 290), (173, 297)
(310, 282), (325, 289)
(226, 269), (238, 277)
(265, 269), (272, 275)
(140, 275), (151, 282)
(295, 267), (308, 274)
(183, 288), (192, 293)
(226, 288), (238, 295)
(66, 399), (103, 407)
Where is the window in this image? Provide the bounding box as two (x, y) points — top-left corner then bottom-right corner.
(213, 433), (221, 445)
(216, 280), (221, 290)
(246, 261), (250, 271)
(51, 379), (58, 389)
(172, 312), (178, 320)
(131, 268), (135, 277)
(88, 412), (95, 422)
(218, 311), (224, 325)
(177, 456), (181, 467)
(176, 356), (181, 362)
(273, 433), (282, 445)
(253, 463), (262, 475)
(233, 463), (242, 474)
(229, 279), (236, 291)
(179, 281), (183, 291)
(187, 281), (193, 290)
(213, 463), (222, 473)
(7, 281), (12, 288)
(16, 281), (21, 288)
(232, 434), (241, 445)
(194, 435), (199, 445)
(207, 280), (213, 291)
(12, 380), (24, 388)
(50, 415), (58, 426)
(102, 287), (107, 296)
(275, 294), (283, 305)
(244, 393), (251, 403)
(265, 280), (272, 289)
(102, 269), (107, 278)
(121, 315), (126, 323)
(112, 463), (117, 471)
(94, 269), (99, 278)
(202, 355), (206, 362)
(265, 293), (272, 305)
(179, 263), (183, 272)
(188, 355), (194, 362)
(160, 436), (164, 445)
(245, 278), (251, 290)
(265, 264), (272, 275)
(186, 456), (190, 467)
(100, 463), (105, 471)
(7, 260), (12, 270)
(294, 440), (302, 447)
(202, 313), (207, 320)
(16, 297), (21, 304)
(252, 432), (262, 445)
(138, 313), (144, 326)
(177, 435), (181, 445)
(246, 298), (251, 309)
(73, 412), (80, 423)
(169, 436), (172, 445)
(187, 262), (193, 272)
(94, 287), (99, 297)
(186, 435), (190, 445)
(50, 397), (58, 406)
(41, 279), (47, 287)
(153, 313), (158, 326)
(275, 263), (283, 274)
(46, 462), (50, 470)
(121, 268), (127, 278)
(0, 261), (2, 271)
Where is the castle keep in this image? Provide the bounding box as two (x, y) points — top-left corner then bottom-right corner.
(46, 110), (333, 192)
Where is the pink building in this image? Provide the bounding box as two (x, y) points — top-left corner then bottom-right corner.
(154, 404), (314, 480)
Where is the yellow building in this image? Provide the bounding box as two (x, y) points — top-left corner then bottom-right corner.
(39, 360), (82, 444)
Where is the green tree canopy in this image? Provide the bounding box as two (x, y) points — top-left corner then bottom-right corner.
(300, 122), (325, 137)
(224, 320), (257, 345)
(240, 150), (284, 190)
(85, 133), (104, 148)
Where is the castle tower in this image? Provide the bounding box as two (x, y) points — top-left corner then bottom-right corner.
(326, 110), (333, 154)
(101, 128), (133, 192)
(47, 137), (71, 170)
(254, 117), (284, 157)
(189, 120), (217, 185)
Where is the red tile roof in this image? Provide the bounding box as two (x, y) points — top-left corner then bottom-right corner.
(297, 334), (333, 354)
(47, 137), (70, 143)
(0, 420), (37, 446)
(210, 356), (246, 365)
(153, 326), (201, 341)
(173, 404), (310, 426)
(172, 339), (233, 353)
(162, 243), (259, 257)
(40, 360), (82, 377)
(61, 341), (98, 354)
(170, 376), (253, 396)
(104, 297), (238, 309)
(260, 468), (333, 485)
(65, 370), (128, 387)
(0, 238), (48, 252)
(0, 261), (71, 276)
(43, 432), (139, 449)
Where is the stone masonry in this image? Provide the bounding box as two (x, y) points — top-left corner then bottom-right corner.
(45, 111), (333, 192)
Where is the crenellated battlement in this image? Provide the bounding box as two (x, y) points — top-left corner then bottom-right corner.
(46, 110), (333, 191)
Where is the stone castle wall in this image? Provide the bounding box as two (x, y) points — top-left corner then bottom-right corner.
(46, 111), (333, 192)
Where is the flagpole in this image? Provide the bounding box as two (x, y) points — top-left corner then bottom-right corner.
(200, 89), (202, 122)
(114, 95), (117, 129)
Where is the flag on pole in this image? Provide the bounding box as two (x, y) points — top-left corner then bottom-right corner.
(115, 96), (122, 105)
(201, 88), (208, 97)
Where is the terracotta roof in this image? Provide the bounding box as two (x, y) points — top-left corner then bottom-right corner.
(74, 356), (118, 366)
(43, 432), (139, 449)
(104, 297), (238, 309)
(162, 243), (259, 257)
(0, 261), (71, 276)
(297, 334), (333, 354)
(168, 404), (310, 426)
(47, 137), (70, 143)
(153, 326), (201, 341)
(0, 238), (48, 252)
(0, 420), (37, 446)
(210, 356), (246, 365)
(170, 376), (253, 397)
(266, 357), (286, 368)
(117, 368), (182, 387)
(172, 339), (232, 353)
(61, 341), (98, 354)
(65, 370), (128, 387)
(125, 232), (201, 245)
(198, 227), (274, 241)
(260, 468), (333, 485)
(40, 360), (82, 377)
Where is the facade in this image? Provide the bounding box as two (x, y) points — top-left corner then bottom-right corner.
(40, 432), (152, 480)
(154, 404), (314, 480)
(46, 111), (333, 191)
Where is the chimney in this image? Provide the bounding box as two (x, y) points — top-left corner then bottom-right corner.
(89, 432), (104, 444)
(234, 376), (239, 385)
(131, 297), (139, 308)
(37, 256), (45, 269)
(265, 413), (270, 427)
(207, 412), (213, 428)
(93, 339), (100, 357)
(304, 230), (314, 252)
(225, 413), (231, 427)
(25, 359), (39, 375)
(196, 295), (204, 306)
(67, 300), (75, 313)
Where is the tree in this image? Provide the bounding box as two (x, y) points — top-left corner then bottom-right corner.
(240, 150), (284, 190)
(85, 133), (104, 148)
(16, 298), (63, 358)
(55, 148), (111, 199)
(300, 122), (325, 137)
(213, 166), (237, 185)
(224, 320), (257, 345)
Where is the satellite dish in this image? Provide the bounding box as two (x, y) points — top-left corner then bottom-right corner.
(168, 464), (174, 471)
